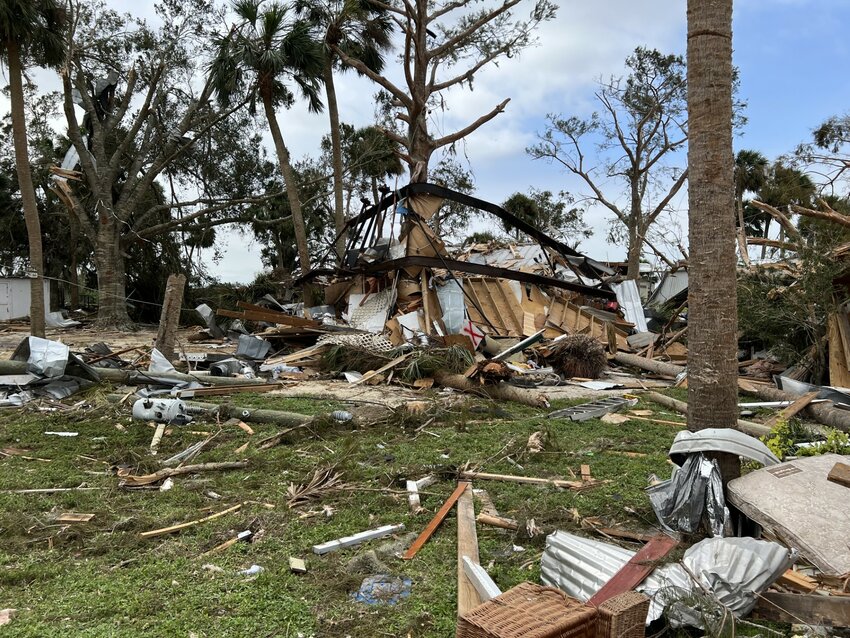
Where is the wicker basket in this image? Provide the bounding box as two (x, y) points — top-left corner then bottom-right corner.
(594, 591), (650, 638)
(456, 582), (598, 638)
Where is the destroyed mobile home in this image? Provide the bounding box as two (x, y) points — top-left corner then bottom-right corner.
(2, 184), (850, 635)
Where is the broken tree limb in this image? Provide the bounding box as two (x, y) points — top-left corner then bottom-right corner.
(750, 200), (804, 241)
(403, 482), (469, 560)
(476, 513), (518, 530)
(140, 503), (242, 538)
(120, 461), (248, 487)
(433, 371), (549, 408)
(106, 394), (313, 427)
(613, 352), (685, 378)
(739, 385), (850, 434)
(643, 392), (771, 437)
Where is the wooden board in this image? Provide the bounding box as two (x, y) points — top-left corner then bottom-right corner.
(828, 462), (850, 489)
(403, 482), (469, 560)
(776, 569), (819, 593)
(457, 485), (482, 616)
(752, 592), (850, 627)
(586, 534), (678, 606)
(764, 391), (819, 429)
(56, 513), (95, 523)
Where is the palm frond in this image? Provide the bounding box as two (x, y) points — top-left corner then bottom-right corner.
(286, 466), (344, 507)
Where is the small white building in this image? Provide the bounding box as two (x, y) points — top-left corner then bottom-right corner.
(0, 277), (52, 321)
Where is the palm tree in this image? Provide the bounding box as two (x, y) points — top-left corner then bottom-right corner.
(0, 0), (65, 337)
(686, 0), (739, 470)
(210, 0), (324, 284)
(296, 0), (391, 262)
(734, 149), (768, 263)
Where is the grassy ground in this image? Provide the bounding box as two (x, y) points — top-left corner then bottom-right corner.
(0, 388), (704, 637)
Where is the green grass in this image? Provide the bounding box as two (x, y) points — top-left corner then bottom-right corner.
(0, 392), (704, 637)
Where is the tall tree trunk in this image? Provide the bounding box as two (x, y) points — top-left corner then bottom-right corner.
(626, 226), (642, 279)
(324, 60), (346, 264)
(94, 219), (133, 329)
(7, 39), (46, 338)
(760, 217), (770, 259)
(261, 93), (315, 306)
(408, 110), (432, 183)
(686, 0), (739, 473)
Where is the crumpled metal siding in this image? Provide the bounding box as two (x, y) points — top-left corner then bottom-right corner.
(611, 280), (648, 333)
(540, 531), (794, 626)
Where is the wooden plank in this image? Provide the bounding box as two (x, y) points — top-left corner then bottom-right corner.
(580, 464), (592, 482)
(457, 485), (482, 616)
(56, 513), (95, 523)
(776, 569), (819, 593)
(470, 279), (509, 335)
(491, 279), (524, 336)
(459, 470), (587, 491)
(351, 352), (413, 386)
(175, 384), (279, 397)
(140, 503), (242, 538)
(236, 301), (317, 327)
(764, 391), (819, 429)
(462, 556), (501, 603)
(828, 462), (850, 489)
(586, 534), (678, 606)
(403, 482), (469, 560)
(752, 592), (850, 627)
(313, 523), (405, 554)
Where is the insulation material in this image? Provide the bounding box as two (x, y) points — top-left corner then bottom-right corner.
(45, 312), (81, 328)
(727, 453), (850, 575)
(435, 279), (466, 335)
(464, 278), (525, 337)
(397, 310), (425, 343)
(407, 193), (444, 220)
(347, 288), (397, 334)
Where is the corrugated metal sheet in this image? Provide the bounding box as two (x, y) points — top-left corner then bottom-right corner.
(541, 531), (794, 626)
(647, 270), (688, 307)
(611, 280), (648, 332)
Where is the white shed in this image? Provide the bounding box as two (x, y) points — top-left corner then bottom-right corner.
(0, 278), (52, 321)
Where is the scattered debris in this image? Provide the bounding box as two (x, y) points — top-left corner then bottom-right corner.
(312, 523), (405, 555)
(289, 557), (307, 574)
(352, 574), (412, 605)
(140, 503), (243, 539)
(548, 397), (632, 422)
(403, 482), (469, 560)
(287, 467), (344, 508)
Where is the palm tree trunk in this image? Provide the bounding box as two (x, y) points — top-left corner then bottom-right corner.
(7, 39), (46, 338)
(324, 59), (346, 264)
(261, 93), (315, 306)
(686, 0), (740, 474)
